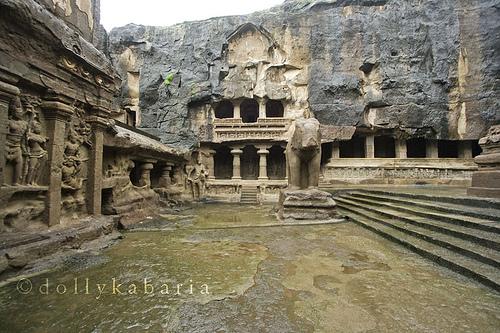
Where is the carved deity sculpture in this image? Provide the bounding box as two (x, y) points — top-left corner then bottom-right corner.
(23, 119), (48, 185)
(285, 118), (322, 190)
(5, 97), (28, 185)
(187, 154), (208, 200)
(61, 127), (87, 190)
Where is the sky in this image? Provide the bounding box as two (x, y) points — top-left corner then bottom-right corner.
(100, 0), (285, 31)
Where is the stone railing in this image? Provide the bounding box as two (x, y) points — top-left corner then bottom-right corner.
(212, 117), (292, 142)
(322, 158), (478, 186)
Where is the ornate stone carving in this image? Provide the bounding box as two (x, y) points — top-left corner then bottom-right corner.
(4, 96), (48, 186)
(286, 118), (322, 190)
(62, 108), (91, 190)
(5, 96), (28, 185)
(105, 156), (135, 178)
(186, 154), (208, 200)
(59, 56), (114, 91)
(23, 118), (48, 185)
(280, 118), (340, 223)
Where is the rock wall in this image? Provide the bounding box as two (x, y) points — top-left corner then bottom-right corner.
(108, 0), (500, 149)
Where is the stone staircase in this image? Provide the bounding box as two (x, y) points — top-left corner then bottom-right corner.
(240, 186), (258, 204)
(334, 189), (500, 291)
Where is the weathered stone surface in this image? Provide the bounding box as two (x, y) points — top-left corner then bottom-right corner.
(278, 189), (340, 222)
(286, 118), (322, 190)
(109, 0), (500, 149)
(0, 254), (8, 274)
(468, 124), (500, 198)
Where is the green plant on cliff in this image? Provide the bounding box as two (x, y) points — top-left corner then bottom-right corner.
(163, 73), (174, 87)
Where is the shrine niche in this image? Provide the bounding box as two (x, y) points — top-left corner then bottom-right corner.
(226, 23), (285, 66)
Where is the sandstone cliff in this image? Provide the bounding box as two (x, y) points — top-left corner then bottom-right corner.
(108, 0), (500, 149)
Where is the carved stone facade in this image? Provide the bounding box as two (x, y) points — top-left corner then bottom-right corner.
(0, 0), (189, 234)
(182, 22), (480, 203)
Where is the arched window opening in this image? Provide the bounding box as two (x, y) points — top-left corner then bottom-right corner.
(241, 99), (259, 123)
(266, 100), (284, 118)
(215, 101), (234, 119)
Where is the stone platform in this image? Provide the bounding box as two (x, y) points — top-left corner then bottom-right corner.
(278, 189), (343, 223)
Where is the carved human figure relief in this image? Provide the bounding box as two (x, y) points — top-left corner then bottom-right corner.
(5, 97), (28, 186)
(23, 118), (48, 185)
(187, 154), (208, 199)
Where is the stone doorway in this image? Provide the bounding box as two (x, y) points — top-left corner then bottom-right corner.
(268, 145), (286, 179)
(214, 145), (232, 179)
(241, 145), (258, 180)
(375, 136), (396, 158)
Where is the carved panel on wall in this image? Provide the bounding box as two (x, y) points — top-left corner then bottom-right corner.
(324, 166), (474, 180)
(62, 105), (91, 191)
(4, 95), (48, 187)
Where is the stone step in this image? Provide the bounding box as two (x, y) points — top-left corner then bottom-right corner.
(338, 208), (500, 292)
(350, 191), (500, 222)
(339, 194), (500, 235)
(335, 196), (500, 251)
(357, 189), (500, 210)
(240, 187), (258, 204)
(337, 202), (500, 268)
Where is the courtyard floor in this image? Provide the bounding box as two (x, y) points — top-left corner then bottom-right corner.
(0, 203), (499, 332)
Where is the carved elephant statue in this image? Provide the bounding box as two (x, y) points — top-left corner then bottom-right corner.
(286, 118), (322, 190)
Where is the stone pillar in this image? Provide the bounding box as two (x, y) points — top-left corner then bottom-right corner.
(158, 163), (173, 187)
(42, 99), (74, 226)
(426, 139), (439, 158)
(206, 149), (216, 180)
(231, 147), (243, 180)
(86, 107), (110, 216)
(365, 135), (375, 158)
(458, 141), (473, 159)
(233, 100), (241, 119)
(283, 146), (288, 180)
(258, 99), (267, 119)
(137, 160), (156, 187)
(0, 81), (20, 186)
(395, 139), (407, 159)
(331, 141), (340, 159)
(257, 146), (270, 180)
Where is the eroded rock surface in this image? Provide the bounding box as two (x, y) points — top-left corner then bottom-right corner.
(109, 0), (500, 148)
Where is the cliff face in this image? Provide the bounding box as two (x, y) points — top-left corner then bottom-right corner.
(108, 0), (500, 149)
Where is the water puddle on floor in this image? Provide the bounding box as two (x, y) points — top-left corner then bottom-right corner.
(0, 204), (499, 332)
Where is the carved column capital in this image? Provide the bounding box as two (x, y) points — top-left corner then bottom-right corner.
(230, 147), (243, 155)
(0, 80), (20, 101)
(86, 115), (109, 130)
(41, 101), (73, 120)
(90, 105), (112, 118)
